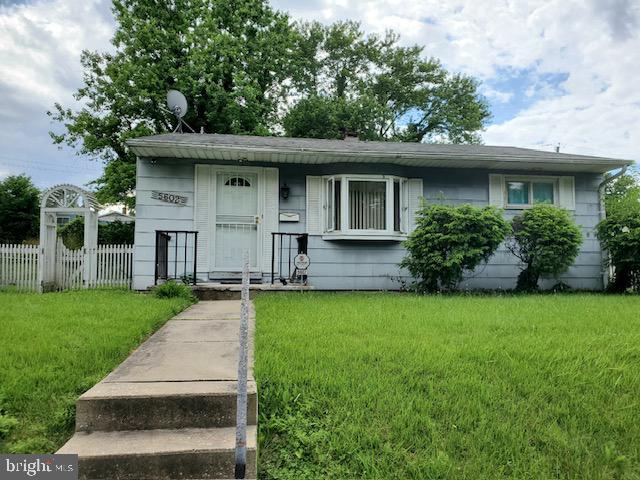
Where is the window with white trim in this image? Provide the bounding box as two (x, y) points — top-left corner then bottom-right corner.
(322, 175), (408, 234)
(504, 176), (559, 208)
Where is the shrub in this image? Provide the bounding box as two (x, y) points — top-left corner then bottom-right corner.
(58, 217), (135, 249)
(597, 184), (640, 292)
(507, 204), (582, 292)
(99, 220), (135, 245)
(400, 203), (510, 292)
(57, 217), (84, 249)
(152, 280), (196, 301)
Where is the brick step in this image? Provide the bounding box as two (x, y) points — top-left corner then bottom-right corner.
(58, 426), (257, 480)
(76, 381), (257, 432)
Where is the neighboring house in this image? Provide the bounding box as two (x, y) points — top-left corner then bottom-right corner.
(56, 213), (78, 226)
(126, 133), (632, 291)
(98, 211), (135, 224)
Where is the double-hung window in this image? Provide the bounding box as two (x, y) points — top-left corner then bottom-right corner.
(323, 175), (408, 235)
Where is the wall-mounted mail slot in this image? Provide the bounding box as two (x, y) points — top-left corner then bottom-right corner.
(279, 212), (300, 222)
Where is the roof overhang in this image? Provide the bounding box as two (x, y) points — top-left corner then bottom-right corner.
(127, 135), (633, 174)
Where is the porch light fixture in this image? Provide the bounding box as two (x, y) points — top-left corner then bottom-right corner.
(280, 183), (290, 199)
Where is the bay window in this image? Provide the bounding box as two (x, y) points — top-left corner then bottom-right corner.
(323, 175), (408, 235)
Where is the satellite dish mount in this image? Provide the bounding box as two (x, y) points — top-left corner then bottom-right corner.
(166, 90), (195, 133)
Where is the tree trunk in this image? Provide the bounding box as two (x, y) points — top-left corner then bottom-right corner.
(516, 266), (539, 292)
(610, 266), (632, 293)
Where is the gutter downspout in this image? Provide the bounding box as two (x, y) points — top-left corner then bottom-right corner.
(598, 165), (628, 289)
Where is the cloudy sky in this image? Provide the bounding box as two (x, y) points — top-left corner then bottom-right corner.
(0, 0), (638, 191)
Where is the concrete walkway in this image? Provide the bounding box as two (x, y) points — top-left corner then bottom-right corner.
(104, 300), (255, 383)
(58, 300), (257, 480)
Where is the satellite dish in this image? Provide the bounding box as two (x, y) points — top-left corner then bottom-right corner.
(165, 89), (195, 133)
(167, 89), (188, 118)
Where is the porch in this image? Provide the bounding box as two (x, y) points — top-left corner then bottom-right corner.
(153, 230), (311, 297)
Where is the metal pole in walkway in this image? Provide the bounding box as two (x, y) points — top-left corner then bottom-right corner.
(235, 250), (250, 479)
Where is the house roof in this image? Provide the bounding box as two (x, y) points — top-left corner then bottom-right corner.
(98, 211), (134, 221)
(127, 133), (634, 173)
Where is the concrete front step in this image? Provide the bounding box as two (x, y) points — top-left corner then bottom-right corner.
(192, 283), (313, 300)
(76, 381), (257, 432)
(58, 426), (257, 480)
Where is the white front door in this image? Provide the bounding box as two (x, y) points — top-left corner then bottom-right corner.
(213, 169), (261, 271)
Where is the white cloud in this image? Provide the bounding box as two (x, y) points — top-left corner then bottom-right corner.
(483, 87), (514, 104)
(0, 0), (113, 189)
(272, 0), (640, 161)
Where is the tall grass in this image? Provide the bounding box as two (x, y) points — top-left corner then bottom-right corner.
(255, 293), (640, 479)
(0, 289), (192, 453)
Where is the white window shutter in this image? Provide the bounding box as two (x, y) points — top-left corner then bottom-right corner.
(262, 167), (279, 272)
(306, 176), (323, 234)
(194, 165), (211, 274)
(407, 178), (423, 232)
(488, 174), (504, 206)
(558, 176), (576, 210)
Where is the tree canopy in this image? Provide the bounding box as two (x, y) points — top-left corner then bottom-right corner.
(597, 172), (640, 292)
(49, 0), (296, 207)
(0, 175), (40, 244)
(50, 1), (490, 205)
(285, 21), (490, 142)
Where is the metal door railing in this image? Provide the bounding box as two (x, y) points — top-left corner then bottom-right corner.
(154, 230), (198, 285)
(270, 232), (308, 285)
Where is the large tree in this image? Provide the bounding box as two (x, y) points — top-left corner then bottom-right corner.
(51, 5), (490, 205)
(49, 0), (296, 207)
(284, 21), (490, 142)
(0, 175), (40, 244)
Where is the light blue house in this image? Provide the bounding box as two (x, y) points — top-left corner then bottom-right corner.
(127, 133), (632, 291)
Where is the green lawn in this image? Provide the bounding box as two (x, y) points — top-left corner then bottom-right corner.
(0, 289), (191, 453)
(255, 293), (640, 479)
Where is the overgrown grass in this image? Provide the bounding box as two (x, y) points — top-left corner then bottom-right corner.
(0, 289), (192, 453)
(255, 293), (640, 479)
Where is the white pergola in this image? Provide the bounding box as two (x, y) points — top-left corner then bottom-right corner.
(38, 184), (102, 291)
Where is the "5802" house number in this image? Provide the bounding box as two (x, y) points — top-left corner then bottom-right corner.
(151, 191), (188, 205)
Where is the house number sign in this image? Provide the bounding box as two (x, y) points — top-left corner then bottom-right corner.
(151, 191), (188, 205)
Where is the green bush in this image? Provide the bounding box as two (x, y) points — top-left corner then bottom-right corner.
(597, 181), (640, 292)
(57, 217), (84, 249)
(98, 220), (135, 245)
(507, 204), (582, 292)
(400, 203), (510, 292)
(58, 217), (135, 249)
(152, 280), (196, 301)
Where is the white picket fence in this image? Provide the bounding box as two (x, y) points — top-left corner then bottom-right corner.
(0, 244), (39, 291)
(0, 243), (133, 292)
(88, 244), (134, 288)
